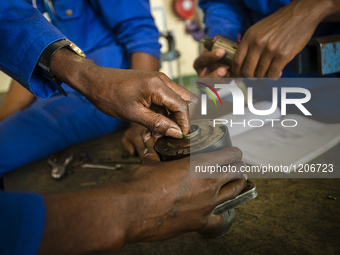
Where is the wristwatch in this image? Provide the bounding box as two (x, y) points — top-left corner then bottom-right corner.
(38, 39), (86, 96)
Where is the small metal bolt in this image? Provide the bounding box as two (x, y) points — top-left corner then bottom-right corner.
(327, 195), (337, 200)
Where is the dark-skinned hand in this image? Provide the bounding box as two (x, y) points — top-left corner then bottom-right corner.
(194, 49), (231, 78)
(51, 48), (198, 138)
(121, 122), (152, 157)
(232, 0), (332, 78)
(194, 0), (339, 79)
(122, 142), (247, 243)
(39, 142), (247, 254)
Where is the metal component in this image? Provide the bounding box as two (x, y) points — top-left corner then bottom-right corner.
(215, 180), (258, 212)
(155, 119), (232, 161)
(297, 35), (340, 75)
(200, 180), (257, 238)
(154, 119), (257, 238)
(81, 163), (122, 170)
(77, 151), (138, 168)
(202, 36), (239, 66)
(48, 154), (73, 179)
(327, 195), (337, 200)
(182, 124), (200, 139)
(96, 160), (141, 165)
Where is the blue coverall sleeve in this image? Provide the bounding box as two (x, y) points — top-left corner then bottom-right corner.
(199, 0), (248, 41)
(0, 192), (45, 255)
(0, 0), (67, 98)
(91, 0), (161, 59)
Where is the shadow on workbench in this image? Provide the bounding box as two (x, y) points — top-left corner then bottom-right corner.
(3, 130), (340, 255)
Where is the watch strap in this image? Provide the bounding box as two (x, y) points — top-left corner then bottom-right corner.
(38, 39), (85, 96)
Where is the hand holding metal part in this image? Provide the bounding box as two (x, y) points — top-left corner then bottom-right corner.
(121, 140), (247, 243)
(194, 47), (231, 78)
(195, 0), (340, 78)
(121, 123), (151, 157)
(155, 119), (257, 238)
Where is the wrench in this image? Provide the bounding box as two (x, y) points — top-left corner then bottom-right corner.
(48, 154), (73, 179)
(81, 163), (122, 170)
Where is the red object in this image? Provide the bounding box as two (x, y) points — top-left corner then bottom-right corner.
(173, 0), (195, 20)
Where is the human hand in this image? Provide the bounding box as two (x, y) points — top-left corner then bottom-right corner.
(0, 79), (35, 121)
(50, 49), (198, 138)
(231, 0), (329, 78)
(122, 143), (247, 243)
(121, 123), (154, 157)
(90, 68), (198, 138)
(194, 49), (231, 78)
(39, 142), (246, 254)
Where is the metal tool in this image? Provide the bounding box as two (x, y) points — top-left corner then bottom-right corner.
(201, 180), (257, 239)
(154, 119), (257, 238)
(80, 163), (122, 170)
(48, 153), (73, 179)
(202, 36), (239, 66)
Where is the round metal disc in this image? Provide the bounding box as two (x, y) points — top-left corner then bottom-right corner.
(154, 119), (228, 160)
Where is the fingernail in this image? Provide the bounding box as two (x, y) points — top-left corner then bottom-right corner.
(218, 67), (227, 76)
(143, 132), (152, 143)
(216, 49), (225, 57)
(243, 174), (248, 180)
(166, 128), (183, 138)
(142, 148), (148, 157)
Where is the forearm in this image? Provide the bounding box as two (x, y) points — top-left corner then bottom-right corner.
(38, 185), (129, 254)
(36, 145), (246, 254)
(295, 0), (340, 23)
(131, 52), (159, 71)
(0, 79), (35, 121)
(49, 47), (100, 101)
(50, 50), (160, 101)
(49, 42), (191, 137)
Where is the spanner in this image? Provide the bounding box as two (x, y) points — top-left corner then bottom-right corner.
(48, 153), (73, 179)
(81, 163), (122, 170)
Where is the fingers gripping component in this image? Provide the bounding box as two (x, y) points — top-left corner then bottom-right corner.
(154, 119), (232, 161)
(154, 119), (257, 239)
(202, 36), (239, 67)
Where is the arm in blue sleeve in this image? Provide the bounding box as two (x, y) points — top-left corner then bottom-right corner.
(0, 192), (45, 255)
(91, 0), (161, 58)
(0, 0), (67, 98)
(199, 0), (248, 40)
